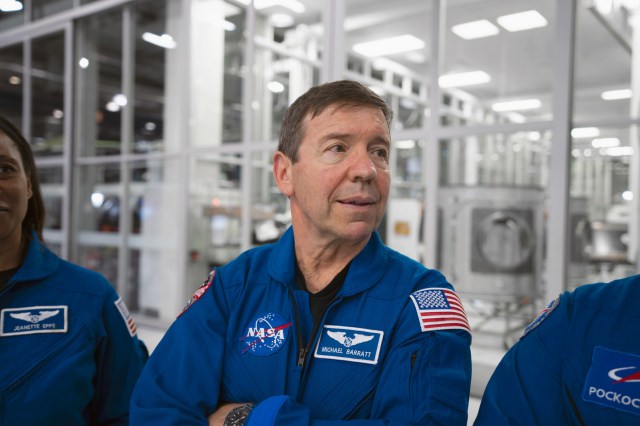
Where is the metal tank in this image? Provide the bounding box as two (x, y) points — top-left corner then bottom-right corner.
(437, 186), (544, 302)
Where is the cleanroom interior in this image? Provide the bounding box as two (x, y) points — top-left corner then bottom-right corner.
(1, 0), (639, 417)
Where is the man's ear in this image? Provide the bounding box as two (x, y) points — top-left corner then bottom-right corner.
(273, 151), (294, 196)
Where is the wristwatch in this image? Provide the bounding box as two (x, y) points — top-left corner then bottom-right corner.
(223, 403), (255, 426)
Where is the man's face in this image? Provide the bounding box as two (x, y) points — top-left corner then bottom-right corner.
(275, 104), (391, 246)
(0, 133), (31, 247)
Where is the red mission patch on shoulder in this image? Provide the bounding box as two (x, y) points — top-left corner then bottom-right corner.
(178, 270), (215, 318)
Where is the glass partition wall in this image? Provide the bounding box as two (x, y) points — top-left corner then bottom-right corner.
(1, 0), (638, 346)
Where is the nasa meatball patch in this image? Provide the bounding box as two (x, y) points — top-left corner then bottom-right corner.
(240, 312), (292, 356)
(1, 306), (68, 336)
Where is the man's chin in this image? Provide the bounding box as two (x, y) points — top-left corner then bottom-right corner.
(340, 224), (376, 243)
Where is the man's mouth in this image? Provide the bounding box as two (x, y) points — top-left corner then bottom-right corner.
(338, 197), (376, 206)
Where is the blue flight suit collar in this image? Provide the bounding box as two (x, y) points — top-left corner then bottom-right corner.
(267, 227), (388, 296)
(10, 232), (60, 284)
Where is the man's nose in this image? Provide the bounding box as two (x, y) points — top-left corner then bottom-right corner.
(348, 149), (377, 182)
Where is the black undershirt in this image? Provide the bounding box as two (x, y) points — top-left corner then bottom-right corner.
(295, 261), (350, 326)
(0, 267), (18, 288)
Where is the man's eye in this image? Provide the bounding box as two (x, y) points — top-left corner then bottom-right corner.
(372, 149), (388, 159)
(328, 144), (346, 152)
(0, 165), (16, 173)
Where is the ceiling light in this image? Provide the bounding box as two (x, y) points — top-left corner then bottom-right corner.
(353, 34), (425, 57)
(78, 57), (90, 69)
(604, 146), (633, 156)
(254, 0), (305, 14)
(497, 10), (547, 32)
(106, 102), (120, 112)
(267, 81), (285, 93)
(269, 13), (294, 28)
(91, 192), (105, 208)
(142, 32), (177, 49)
(601, 89), (632, 100)
(438, 70), (490, 88)
(622, 190), (633, 201)
(113, 94), (128, 107)
(572, 127), (600, 138)
(8, 75), (21, 85)
(592, 138), (620, 148)
(491, 99), (541, 112)
(451, 20), (499, 40)
(0, 0), (22, 12)
(223, 20), (236, 31)
(395, 140), (416, 150)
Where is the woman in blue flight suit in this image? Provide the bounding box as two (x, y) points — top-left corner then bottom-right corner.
(475, 274), (640, 425)
(0, 115), (148, 425)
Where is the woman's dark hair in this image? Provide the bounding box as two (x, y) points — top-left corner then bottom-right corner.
(0, 115), (45, 242)
(278, 80), (394, 163)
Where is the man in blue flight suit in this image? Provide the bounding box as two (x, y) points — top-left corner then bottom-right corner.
(131, 80), (472, 425)
(475, 274), (640, 425)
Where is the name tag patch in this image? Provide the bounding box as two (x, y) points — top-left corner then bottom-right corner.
(314, 325), (383, 365)
(583, 346), (640, 417)
(1, 306), (68, 336)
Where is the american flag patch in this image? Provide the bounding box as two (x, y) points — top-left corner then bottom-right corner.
(410, 288), (470, 333)
(114, 298), (137, 337)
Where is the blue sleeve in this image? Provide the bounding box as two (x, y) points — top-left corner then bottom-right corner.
(94, 288), (149, 425)
(130, 273), (229, 425)
(474, 293), (572, 425)
(247, 309), (472, 425)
